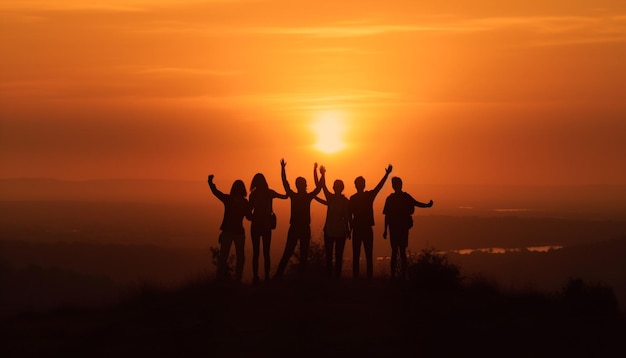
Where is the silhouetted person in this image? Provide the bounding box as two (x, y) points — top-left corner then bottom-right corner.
(249, 173), (288, 284)
(208, 175), (252, 282)
(383, 176), (433, 280)
(349, 164), (393, 279)
(314, 164), (351, 279)
(274, 159), (325, 278)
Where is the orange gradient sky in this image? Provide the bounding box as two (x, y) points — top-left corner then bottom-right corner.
(1, 0), (626, 188)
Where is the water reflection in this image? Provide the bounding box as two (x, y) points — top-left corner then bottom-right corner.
(372, 246), (564, 262)
(446, 245), (563, 255)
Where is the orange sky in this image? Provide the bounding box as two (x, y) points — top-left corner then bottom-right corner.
(1, 0), (626, 188)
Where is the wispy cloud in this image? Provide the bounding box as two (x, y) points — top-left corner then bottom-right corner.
(471, 15), (601, 30)
(291, 47), (379, 55)
(124, 22), (481, 37)
(0, 0), (258, 13)
(0, 65), (240, 100)
(0, 1), (147, 12)
(255, 89), (396, 103)
(133, 66), (240, 76)
(242, 24), (481, 37)
(206, 89), (401, 112)
(530, 35), (626, 47)
(0, 12), (46, 23)
(468, 14), (626, 46)
(125, 13), (626, 47)
(244, 14), (626, 46)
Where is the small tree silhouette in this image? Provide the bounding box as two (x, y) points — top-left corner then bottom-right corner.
(287, 239), (326, 277)
(559, 277), (619, 315)
(210, 246), (235, 281)
(406, 248), (462, 290)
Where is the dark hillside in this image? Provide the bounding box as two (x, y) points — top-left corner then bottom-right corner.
(448, 236), (626, 309)
(2, 270), (624, 357)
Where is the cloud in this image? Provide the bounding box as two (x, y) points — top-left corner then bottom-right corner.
(287, 47), (378, 54)
(0, 65), (240, 101)
(0, 1), (148, 12)
(132, 66), (240, 76)
(0, 0), (253, 12)
(471, 15), (600, 30)
(208, 89), (400, 113)
(0, 12), (46, 23)
(121, 21), (480, 38)
(117, 12), (626, 46)
(240, 24), (481, 37)
(241, 14), (626, 44)
(468, 14), (626, 46)
(530, 36), (626, 47)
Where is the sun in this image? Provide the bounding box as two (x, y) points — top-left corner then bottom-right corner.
(311, 110), (347, 154)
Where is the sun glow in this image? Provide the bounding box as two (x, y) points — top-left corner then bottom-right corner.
(312, 110), (347, 154)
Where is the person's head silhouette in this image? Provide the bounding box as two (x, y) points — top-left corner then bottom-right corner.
(333, 179), (344, 194)
(230, 180), (247, 197)
(391, 177), (403, 192)
(354, 176), (365, 192)
(295, 177), (307, 192)
(250, 173), (269, 192)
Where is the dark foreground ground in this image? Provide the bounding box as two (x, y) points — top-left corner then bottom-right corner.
(1, 274), (625, 358)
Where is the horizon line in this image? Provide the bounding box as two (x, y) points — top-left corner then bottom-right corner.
(1, 177), (625, 187)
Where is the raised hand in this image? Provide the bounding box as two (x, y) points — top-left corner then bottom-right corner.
(385, 164), (393, 174)
(319, 165), (326, 175)
(208, 174), (214, 183)
(280, 158), (286, 168)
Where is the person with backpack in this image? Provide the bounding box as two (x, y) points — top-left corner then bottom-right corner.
(383, 176), (433, 280)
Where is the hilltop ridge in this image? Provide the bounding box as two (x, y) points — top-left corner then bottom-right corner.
(2, 273), (625, 358)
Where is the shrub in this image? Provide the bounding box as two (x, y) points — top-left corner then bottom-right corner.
(559, 277), (619, 315)
(406, 248), (462, 291)
(288, 239), (326, 277)
(210, 246), (235, 281)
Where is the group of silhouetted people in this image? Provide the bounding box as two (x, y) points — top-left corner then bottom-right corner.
(208, 159), (433, 283)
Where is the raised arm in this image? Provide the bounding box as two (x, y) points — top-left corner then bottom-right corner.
(280, 158), (292, 195)
(319, 165), (332, 198)
(310, 165), (325, 196)
(313, 162), (319, 186)
(208, 174), (226, 202)
(311, 165), (325, 205)
(372, 164), (393, 195)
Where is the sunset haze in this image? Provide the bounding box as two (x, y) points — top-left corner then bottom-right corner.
(2, 4), (626, 353)
(1, 0), (625, 189)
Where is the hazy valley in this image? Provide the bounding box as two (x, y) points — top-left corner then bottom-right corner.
(1, 178), (625, 317)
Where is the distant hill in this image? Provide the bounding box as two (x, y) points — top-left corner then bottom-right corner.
(447, 236), (626, 311)
(0, 178), (207, 203)
(2, 178), (626, 219)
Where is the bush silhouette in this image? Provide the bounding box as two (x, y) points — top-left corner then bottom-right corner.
(287, 239), (326, 277)
(559, 277), (619, 315)
(209, 246), (235, 280)
(406, 248), (462, 290)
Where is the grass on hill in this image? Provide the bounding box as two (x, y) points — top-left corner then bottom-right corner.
(1, 248), (625, 358)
